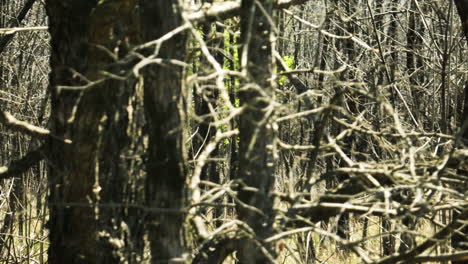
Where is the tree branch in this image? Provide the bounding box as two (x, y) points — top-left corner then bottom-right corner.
(193, 237), (241, 264)
(376, 207), (468, 264)
(286, 148), (468, 225)
(406, 250), (468, 263)
(0, 0), (310, 39)
(0, 145), (46, 179)
(187, 0), (309, 22)
(0, 26), (48, 35)
(0, 0), (37, 54)
(0, 110), (71, 143)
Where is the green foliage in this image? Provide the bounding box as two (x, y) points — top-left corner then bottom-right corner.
(278, 55), (294, 86)
(221, 28), (241, 146)
(223, 29), (239, 69)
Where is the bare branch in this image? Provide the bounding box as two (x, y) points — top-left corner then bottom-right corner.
(0, 145), (46, 179)
(187, 0), (309, 22)
(0, 0), (37, 54)
(0, 26), (48, 35)
(407, 250), (468, 263)
(376, 207), (468, 264)
(0, 110), (71, 143)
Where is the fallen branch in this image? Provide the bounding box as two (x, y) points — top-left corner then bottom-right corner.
(285, 148), (468, 225)
(406, 250), (468, 263)
(376, 207), (468, 264)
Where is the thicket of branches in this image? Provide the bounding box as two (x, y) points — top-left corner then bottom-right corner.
(0, 0), (467, 263)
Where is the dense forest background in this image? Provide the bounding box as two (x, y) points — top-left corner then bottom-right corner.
(0, 0), (467, 263)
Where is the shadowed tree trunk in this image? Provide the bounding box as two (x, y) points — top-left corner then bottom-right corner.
(139, 1), (189, 263)
(46, 1), (144, 263)
(236, 0), (278, 263)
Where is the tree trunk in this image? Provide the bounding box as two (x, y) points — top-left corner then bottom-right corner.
(237, 0), (277, 263)
(139, 1), (189, 263)
(46, 1), (143, 263)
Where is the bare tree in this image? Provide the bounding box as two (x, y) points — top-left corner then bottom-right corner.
(46, 0), (144, 262)
(139, 0), (189, 262)
(235, 0), (278, 263)
(1, 1), (467, 263)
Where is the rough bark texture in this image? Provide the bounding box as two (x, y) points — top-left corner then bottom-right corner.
(139, 1), (188, 263)
(46, 1), (143, 263)
(237, 0), (277, 263)
(454, 0), (468, 40)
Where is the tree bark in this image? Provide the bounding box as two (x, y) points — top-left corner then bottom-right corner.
(139, 1), (189, 263)
(237, 0), (278, 263)
(46, 1), (143, 263)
